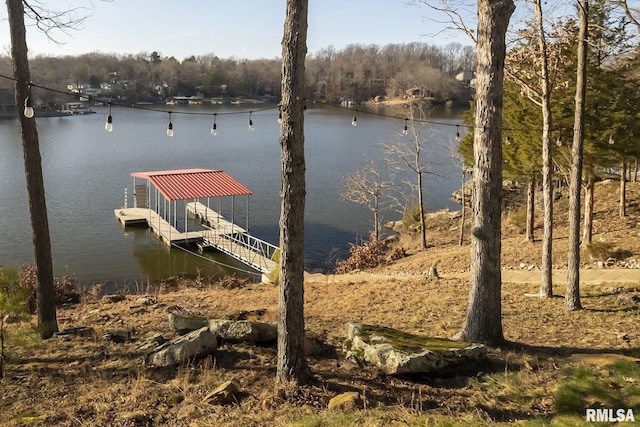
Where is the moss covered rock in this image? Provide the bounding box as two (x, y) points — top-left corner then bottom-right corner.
(343, 322), (486, 375)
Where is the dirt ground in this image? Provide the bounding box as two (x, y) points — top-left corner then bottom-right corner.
(1, 180), (639, 426)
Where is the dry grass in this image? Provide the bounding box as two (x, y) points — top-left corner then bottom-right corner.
(1, 180), (640, 426)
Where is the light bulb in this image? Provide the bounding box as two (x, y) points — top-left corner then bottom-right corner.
(248, 112), (254, 131)
(608, 135), (614, 145)
(23, 97), (34, 119)
(105, 115), (113, 132)
(456, 125), (461, 141)
(211, 122), (217, 136)
(167, 112), (174, 137)
(556, 136), (562, 146)
(402, 119), (408, 135)
(504, 136), (511, 145)
(277, 112), (283, 124)
(351, 115), (357, 127)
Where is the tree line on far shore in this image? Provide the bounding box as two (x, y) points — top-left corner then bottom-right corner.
(0, 41), (474, 107)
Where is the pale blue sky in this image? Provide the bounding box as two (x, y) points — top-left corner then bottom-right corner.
(1, 0), (473, 60)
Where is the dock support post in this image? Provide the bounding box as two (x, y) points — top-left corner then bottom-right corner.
(184, 201), (188, 235)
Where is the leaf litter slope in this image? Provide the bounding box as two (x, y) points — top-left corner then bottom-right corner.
(1, 180), (639, 426)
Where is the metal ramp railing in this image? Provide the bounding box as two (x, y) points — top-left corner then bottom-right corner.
(202, 229), (278, 274)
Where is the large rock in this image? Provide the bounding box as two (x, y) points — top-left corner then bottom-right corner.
(343, 322), (485, 375)
(145, 326), (217, 367)
(169, 312), (210, 335)
(208, 319), (277, 344)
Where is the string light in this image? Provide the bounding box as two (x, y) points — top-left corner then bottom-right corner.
(248, 111), (254, 131)
(504, 136), (511, 145)
(23, 83), (34, 119)
(351, 110), (357, 127)
(456, 125), (461, 141)
(211, 113), (217, 136)
(608, 134), (614, 145)
(0, 72), (597, 139)
(277, 108), (283, 124)
(105, 102), (113, 132)
(402, 118), (408, 135)
(167, 112), (174, 137)
(556, 135), (562, 146)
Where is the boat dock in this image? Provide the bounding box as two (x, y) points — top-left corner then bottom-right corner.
(114, 207), (209, 246)
(115, 169), (278, 280)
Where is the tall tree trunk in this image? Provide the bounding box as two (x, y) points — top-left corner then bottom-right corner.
(582, 176), (594, 246)
(620, 160), (627, 218)
(525, 174), (535, 243)
(536, 0), (554, 298)
(418, 167), (427, 249)
(373, 197), (380, 242)
(6, 0), (58, 338)
(459, 169), (466, 246)
(454, 0), (514, 345)
(277, 0), (311, 385)
(566, 0), (588, 311)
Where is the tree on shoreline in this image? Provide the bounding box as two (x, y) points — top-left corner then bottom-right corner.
(454, 0), (515, 345)
(381, 105), (435, 250)
(565, 0), (589, 311)
(277, 0), (312, 385)
(341, 160), (389, 242)
(6, 0), (59, 339)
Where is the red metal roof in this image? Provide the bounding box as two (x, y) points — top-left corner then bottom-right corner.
(131, 168), (253, 201)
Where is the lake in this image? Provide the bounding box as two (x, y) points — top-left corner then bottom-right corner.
(0, 103), (464, 284)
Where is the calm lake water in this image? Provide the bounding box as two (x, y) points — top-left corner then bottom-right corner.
(0, 103), (463, 284)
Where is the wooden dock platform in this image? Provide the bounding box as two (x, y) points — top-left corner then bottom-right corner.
(115, 204), (278, 275)
(114, 207), (207, 245)
(185, 201), (245, 234)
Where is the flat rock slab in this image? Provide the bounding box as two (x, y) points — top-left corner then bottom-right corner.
(208, 319), (277, 344)
(168, 313), (277, 345)
(169, 312), (209, 335)
(344, 322), (486, 375)
(145, 326), (217, 367)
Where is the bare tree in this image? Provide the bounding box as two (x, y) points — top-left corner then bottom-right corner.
(277, 0), (311, 385)
(454, 0), (515, 345)
(447, 132), (471, 246)
(412, 0), (478, 44)
(614, 0), (640, 28)
(381, 106), (434, 250)
(503, 0), (560, 297)
(341, 161), (390, 242)
(566, 0), (589, 312)
(6, 0), (59, 338)
(532, 0), (555, 298)
(620, 160), (627, 217)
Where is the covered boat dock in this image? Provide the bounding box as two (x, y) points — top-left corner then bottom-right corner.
(114, 168), (278, 278)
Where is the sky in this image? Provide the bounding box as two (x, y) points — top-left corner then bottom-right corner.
(0, 0), (474, 60)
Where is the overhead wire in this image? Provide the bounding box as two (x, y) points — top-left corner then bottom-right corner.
(0, 71), (570, 134)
